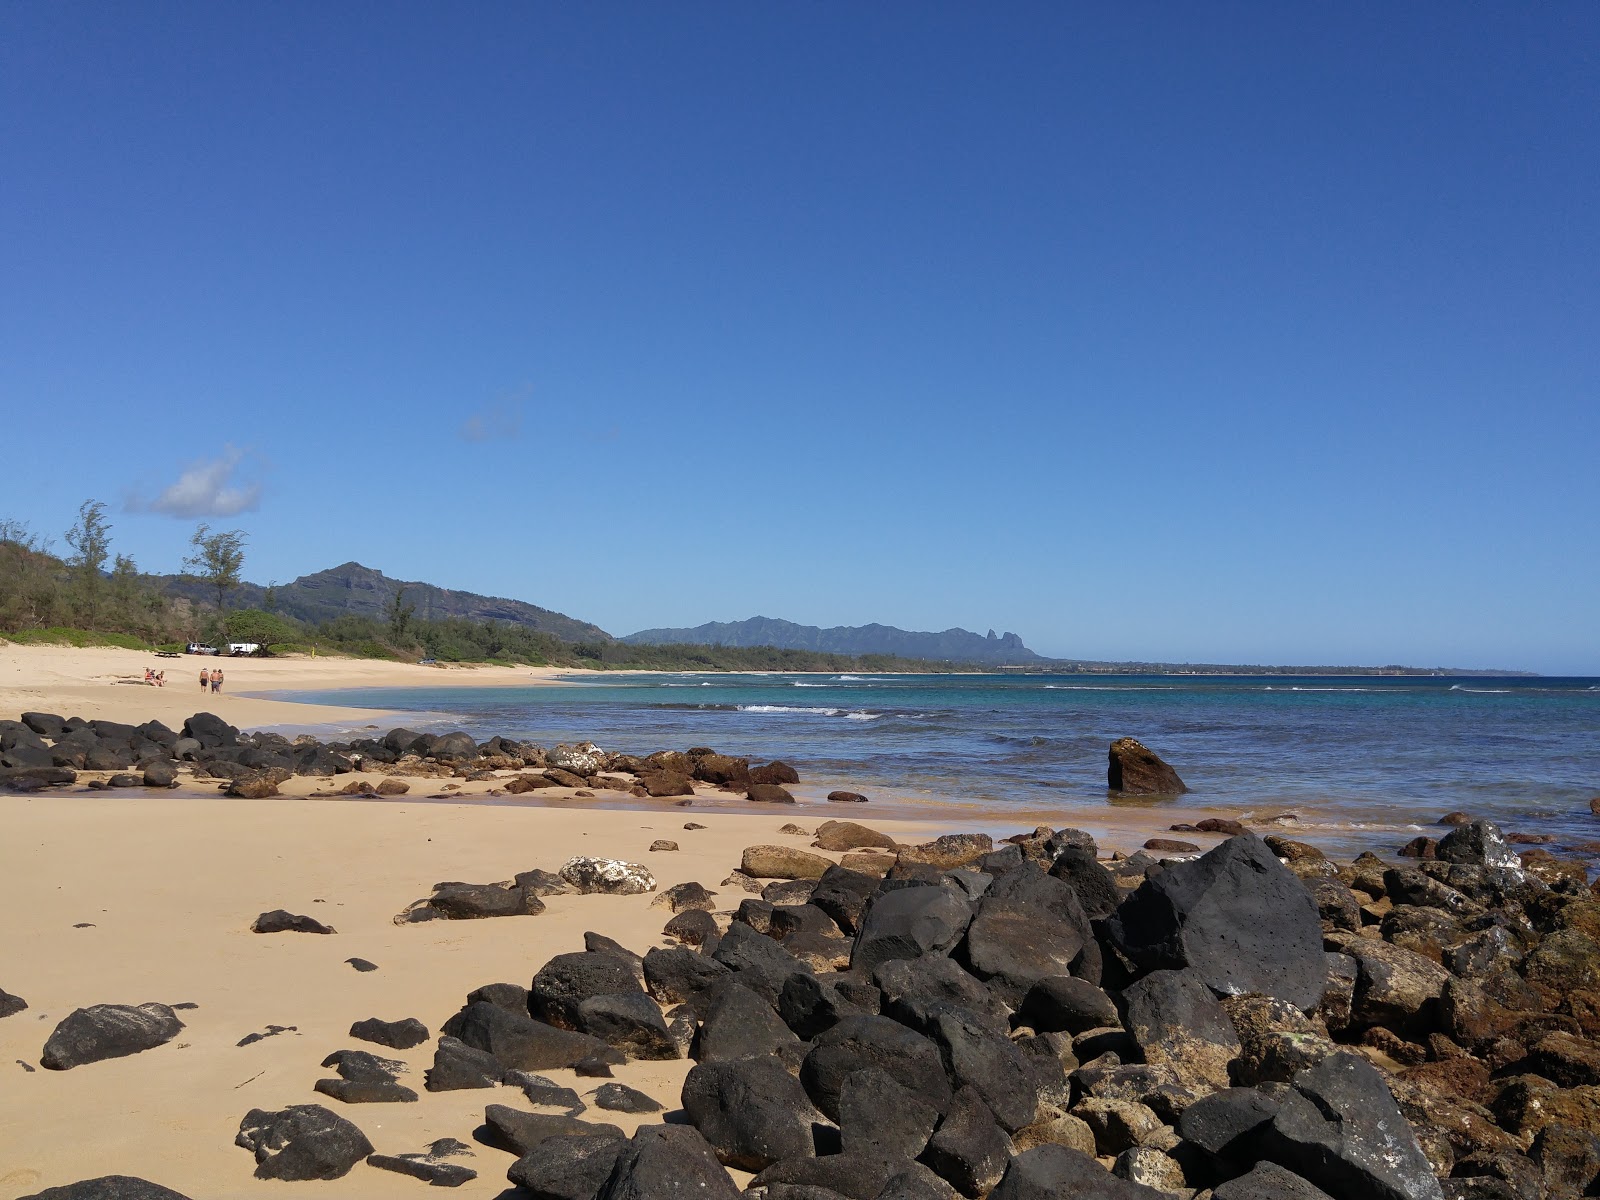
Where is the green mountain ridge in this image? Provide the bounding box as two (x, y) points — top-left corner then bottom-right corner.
(152, 561), (610, 644)
(623, 616), (1045, 664)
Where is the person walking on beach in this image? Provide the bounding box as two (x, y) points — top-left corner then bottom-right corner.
(200, 668), (208, 691)
(215, 668), (224, 694)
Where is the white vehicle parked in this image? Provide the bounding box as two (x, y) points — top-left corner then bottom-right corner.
(227, 643), (262, 656)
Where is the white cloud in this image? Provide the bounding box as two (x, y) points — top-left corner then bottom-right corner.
(129, 446), (262, 518)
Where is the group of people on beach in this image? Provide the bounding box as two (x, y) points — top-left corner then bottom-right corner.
(200, 667), (223, 695)
(142, 668), (165, 687)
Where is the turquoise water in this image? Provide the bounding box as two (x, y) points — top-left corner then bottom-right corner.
(277, 673), (1600, 858)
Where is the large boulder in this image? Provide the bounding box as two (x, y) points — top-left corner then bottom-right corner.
(694, 981), (801, 1062)
(235, 1104), (373, 1180)
(430, 880), (546, 919)
(816, 821), (896, 851)
(575, 992), (678, 1060)
(1106, 737), (1187, 795)
(1259, 1052), (1444, 1200)
(810, 865), (882, 935)
(16, 1179), (196, 1200)
(963, 864), (1099, 1001)
(692, 753), (750, 788)
(923, 1086), (1014, 1198)
(800, 1015), (952, 1121)
(850, 885), (973, 975)
(1048, 847), (1122, 919)
(898, 834), (994, 870)
(779, 972), (877, 1040)
(530, 952), (644, 1030)
(743, 845), (834, 880)
(483, 1104), (623, 1156)
(1435, 820), (1521, 872)
(183, 711), (239, 749)
(507, 1134), (625, 1200)
(1326, 932), (1451, 1033)
(933, 1009), (1041, 1133)
(1123, 969), (1242, 1092)
(1018, 977), (1119, 1035)
(560, 857), (656, 895)
(840, 1067), (942, 1159)
(40, 1003), (183, 1070)
(710, 922), (810, 1006)
(1106, 834), (1327, 1010)
(597, 1124), (740, 1200)
(643, 947), (733, 1015)
(440, 1002), (621, 1072)
(424, 1035), (505, 1091)
(874, 956), (1010, 1035)
(548, 742), (607, 776)
(681, 1056), (822, 1170)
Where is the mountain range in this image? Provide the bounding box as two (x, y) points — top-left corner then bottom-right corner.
(622, 616), (1044, 663)
(157, 562), (1035, 662)
(155, 562), (610, 644)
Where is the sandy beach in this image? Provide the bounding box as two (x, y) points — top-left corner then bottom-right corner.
(0, 646), (1297, 1198)
(0, 795), (964, 1198)
(0, 643), (588, 732)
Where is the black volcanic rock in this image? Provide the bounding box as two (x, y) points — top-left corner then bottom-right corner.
(17, 1179), (196, 1200)
(681, 1056), (821, 1171)
(1106, 834), (1326, 1010)
(349, 1016), (429, 1049)
(1107, 738), (1187, 795)
(440, 1002), (621, 1072)
(236, 1104), (373, 1180)
(800, 1015), (952, 1122)
(507, 1134), (625, 1200)
(597, 1124), (740, 1200)
(1259, 1052), (1443, 1200)
(41, 1003), (183, 1070)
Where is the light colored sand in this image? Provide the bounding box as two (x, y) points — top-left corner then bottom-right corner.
(0, 795), (958, 1199)
(0, 643), (590, 731)
(0, 646), (1259, 1199)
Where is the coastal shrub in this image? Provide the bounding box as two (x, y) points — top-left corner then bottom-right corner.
(2, 626), (149, 650)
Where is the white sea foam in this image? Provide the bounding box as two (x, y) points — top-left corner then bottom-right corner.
(1450, 685), (1511, 694)
(737, 704), (882, 720)
(739, 705), (842, 716)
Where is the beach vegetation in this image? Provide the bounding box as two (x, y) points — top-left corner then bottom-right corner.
(0, 626), (149, 650)
(64, 500), (113, 627)
(224, 608), (299, 652)
(183, 524), (247, 613)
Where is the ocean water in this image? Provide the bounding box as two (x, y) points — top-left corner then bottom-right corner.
(275, 673), (1600, 860)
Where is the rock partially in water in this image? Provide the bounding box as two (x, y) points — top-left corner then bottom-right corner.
(1107, 737), (1187, 796)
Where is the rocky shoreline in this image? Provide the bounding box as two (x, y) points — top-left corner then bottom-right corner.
(0, 709), (819, 803)
(5, 713), (1600, 1198)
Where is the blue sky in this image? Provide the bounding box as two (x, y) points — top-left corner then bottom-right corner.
(2, 4), (1596, 673)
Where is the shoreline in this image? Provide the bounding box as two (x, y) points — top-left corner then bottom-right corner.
(2, 651), (1594, 1198)
(0, 643), (601, 732)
